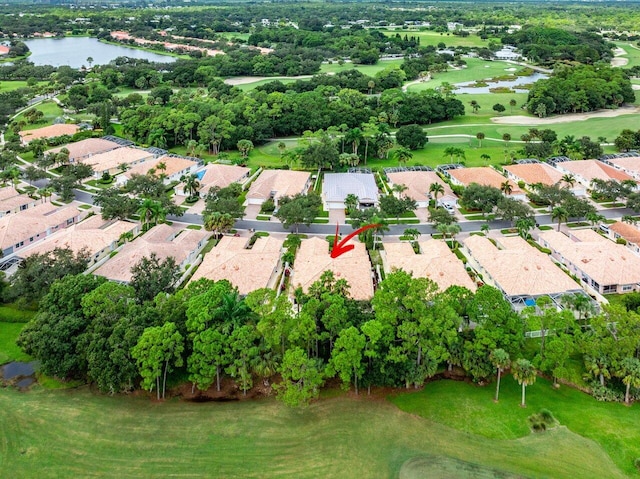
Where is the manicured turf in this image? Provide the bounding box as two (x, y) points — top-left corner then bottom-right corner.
(0, 385), (626, 479)
(377, 28), (499, 48)
(614, 41), (640, 69)
(407, 58), (527, 91)
(0, 321), (31, 365)
(15, 101), (64, 130)
(319, 58), (404, 76)
(0, 81), (46, 93)
(390, 376), (640, 477)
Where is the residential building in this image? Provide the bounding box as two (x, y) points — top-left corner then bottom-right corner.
(504, 162), (586, 196)
(604, 156), (640, 181)
(292, 237), (374, 300)
(447, 167), (526, 200)
(0, 45), (10, 56)
(323, 172), (379, 210)
(93, 223), (209, 283)
(386, 170), (457, 209)
(19, 124), (80, 145)
(493, 46), (522, 60)
(46, 138), (122, 163)
(80, 147), (156, 178)
(19, 215), (139, 265)
(553, 159), (636, 188)
(190, 235), (283, 295)
(538, 229), (640, 294)
(381, 240), (476, 292)
(608, 221), (640, 256)
(246, 169), (311, 208)
(0, 188), (38, 217)
(116, 155), (199, 186)
(0, 202), (84, 257)
(178, 163), (250, 197)
(463, 235), (582, 308)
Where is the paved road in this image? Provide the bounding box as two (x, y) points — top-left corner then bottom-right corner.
(24, 180), (637, 237)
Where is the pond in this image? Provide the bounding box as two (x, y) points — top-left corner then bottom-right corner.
(23, 37), (176, 68)
(1, 360), (39, 389)
(453, 72), (548, 94)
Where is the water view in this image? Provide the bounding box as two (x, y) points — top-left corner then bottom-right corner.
(23, 37), (176, 68)
(454, 72), (548, 94)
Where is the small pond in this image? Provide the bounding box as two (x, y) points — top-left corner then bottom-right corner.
(454, 72), (548, 94)
(1, 360), (39, 389)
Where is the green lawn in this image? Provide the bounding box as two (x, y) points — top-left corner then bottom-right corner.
(0, 322), (31, 365)
(15, 101), (65, 130)
(614, 41), (640, 69)
(320, 58), (404, 76)
(391, 377), (640, 477)
(0, 383), (627, 479)
(408, 58), (527, 91)
(0, 81), (46, 93)
(377, 28), (499, 48)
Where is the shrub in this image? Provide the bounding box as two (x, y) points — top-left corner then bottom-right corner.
(528, 409), (557, 433)
(590, 382), (624, 402)
(634, 458), (640, 471)
(260, 198), (276, 214)
(616, 238), (628, 245)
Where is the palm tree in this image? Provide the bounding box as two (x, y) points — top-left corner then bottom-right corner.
(622, 215), (638, 226)
(480, 153), (491, 165)
(619, 357), (640, 405)
(512, 358), (536, 407)
(500, 180), (513, 196)
(118, 231), (134, 245)
(392, 183), (408, 198)
(560, 174), (576, 188)
(344, 194), (359, 214)
(39, 186), (54, 203)
(469, 100), (480, 114)
(204, 212), (235, 238)
(502, 133), (511, 145)
(480, 222), (490, 235)
(181, 173), (201, 201)
(476, 132), (485, 148)
(393, 147), (413, 167)
(214, 290), (252, 332)
(403, 228), (421, 241)
(429, 182), (445, 204)
(277, 141), (286, 157)
(551, 206), (569, 232)
(157, 161), (168, 180)
(443, 146), (466, 163)
(586, 212), (605, 230)
(509, 98), (517, 113)
(137, 198), (162, 231)
(490, 348), (510, 402)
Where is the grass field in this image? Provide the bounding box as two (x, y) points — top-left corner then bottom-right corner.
(320, 58), (404, 76)
(408, 58), (525, 91)
(615, 42), (640, 69)
(391, 377), (640, 477)
(14, 101), (64, 130)
(377, 28), (499, 48)
(0, 383), (628, 479)
(0, 81), (46, 93)
(0, 322), (31, 365)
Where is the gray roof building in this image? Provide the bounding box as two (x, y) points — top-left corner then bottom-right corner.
(323, 173), (379, 209)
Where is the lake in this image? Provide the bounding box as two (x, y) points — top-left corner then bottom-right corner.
(454, 72), (548, 94)
(23, 37), (176, 68)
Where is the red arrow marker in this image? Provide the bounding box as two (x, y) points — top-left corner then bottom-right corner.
(330, 223), (381, 259)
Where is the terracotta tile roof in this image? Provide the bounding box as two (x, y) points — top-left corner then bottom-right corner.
(558, 160), (635, 183)
(93, 224), (209, 283)
(0, 193), (37, 214)
(80, 147), (154, 173)
(448, 167), (524, 195)
(247, 169), (310, 201)
(292, 237), (374, 300)
(386, 171), (456, 203)
(504, 163), (565, 186)
(20, 216), (138, 259)
(609, 221), (640, 245)
(19, 124), (80, 143)
(464, 234), (580, 297)
(383, 240), (476, 291)
(47, 138), (121, 162)
(0, 202), (82, 250)
(538, 229), (640, 286)
(198, 164), (250, 194)
(190, 235), (283, 294)
(123, 155), (198, 180)
(0, 45), (10, 55)
(607, 157), (640, 179)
